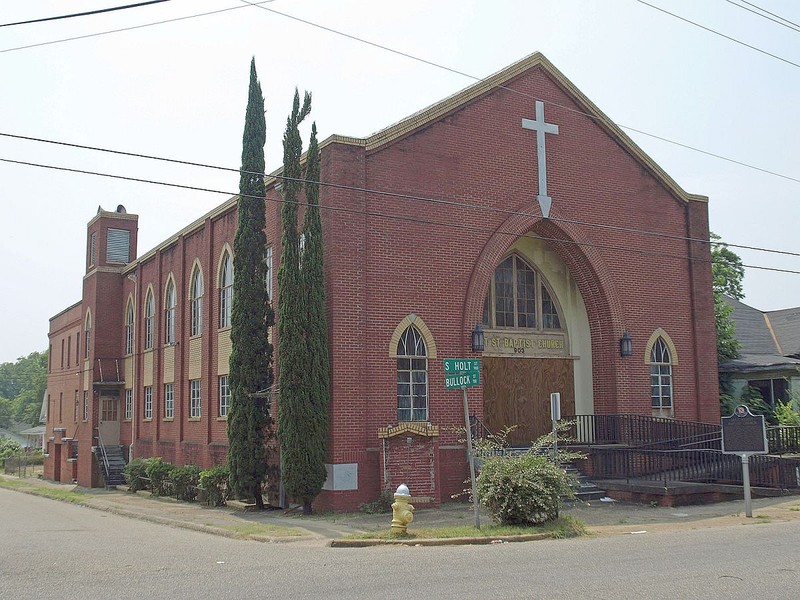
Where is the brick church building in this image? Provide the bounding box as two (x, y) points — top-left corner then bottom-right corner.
(44, 53), (719, 511)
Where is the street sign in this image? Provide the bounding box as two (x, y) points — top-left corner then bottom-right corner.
(443, 358), (480, 374)
(443, 358), (481, 389)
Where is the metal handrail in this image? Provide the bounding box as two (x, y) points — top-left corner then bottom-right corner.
(95, 428), (111, 481)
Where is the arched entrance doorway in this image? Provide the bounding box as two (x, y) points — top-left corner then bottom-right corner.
(480, 240), (592, 446)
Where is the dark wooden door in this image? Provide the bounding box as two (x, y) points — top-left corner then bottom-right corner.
(483, 357), (575, 447)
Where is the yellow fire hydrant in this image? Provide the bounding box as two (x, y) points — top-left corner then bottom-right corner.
(390, 483), (415, 534)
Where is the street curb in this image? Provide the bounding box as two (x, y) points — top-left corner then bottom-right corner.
(330, 532), (553, 547)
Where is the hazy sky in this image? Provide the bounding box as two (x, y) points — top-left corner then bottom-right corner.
(2, 0), (799, 363)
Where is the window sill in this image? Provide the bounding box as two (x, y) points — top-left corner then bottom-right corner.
(143, 418), (153, 422)
(218, 326), (231, 332)
(188, 417), (201, 422)
(123, 419), (132, 423)
(163, 417), (174, 422)
(216, 416), (228, 422)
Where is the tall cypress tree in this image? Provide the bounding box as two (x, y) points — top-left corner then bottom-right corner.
(298, 122), (330, 510)
(227, 58), (274, 510)
(278, 90), (327, 515)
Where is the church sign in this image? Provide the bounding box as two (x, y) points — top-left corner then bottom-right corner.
(482, 330), (568, 358)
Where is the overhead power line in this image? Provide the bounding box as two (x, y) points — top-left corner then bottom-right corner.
(1, 155), (798, 277)
(3, 130), (799, 260)
(3, 1), (798, 193)
(0, 1), (274, 53)
(724, 0), (800, 33)
(634, 0), (800, 69)
(0, 1), (172, 28)
(741, 0), (800, 30)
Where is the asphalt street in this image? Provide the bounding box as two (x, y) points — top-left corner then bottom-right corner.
(2, 486), (800, 599)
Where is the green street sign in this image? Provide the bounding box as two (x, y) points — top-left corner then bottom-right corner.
(443, 358), (480, 374)
(443, 358), (481, 389)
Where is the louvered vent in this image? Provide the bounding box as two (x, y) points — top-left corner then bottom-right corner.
(107, 228), (130, 263)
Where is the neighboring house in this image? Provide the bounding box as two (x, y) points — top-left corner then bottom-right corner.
(720, 296), (800, 407)
(44, 53), (719, 511)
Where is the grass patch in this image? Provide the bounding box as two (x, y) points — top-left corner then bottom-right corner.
(789, 504), (800, 512)
(345, 515), (587, 540)
(215, 523), (305, 538)
(0, 478), (88, 504)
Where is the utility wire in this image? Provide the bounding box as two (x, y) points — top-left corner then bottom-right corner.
(634, 0), (800, 69)
(238, 1), (800, 186)
(0, 1), (273, 53)
(724, 0), (800, 33)
(3, 130), (799, 259)
(1, 1), (172, 28)
(741, 0), (800, 30)
(1, 156), (797, 276)
(3, 1), (798, 192)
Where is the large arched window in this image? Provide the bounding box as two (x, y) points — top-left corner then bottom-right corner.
(144, 289), (155, 350)
(396, 326), (428, 422)
(483, 254), (562, 330)
(124, 299), (134, 355)
(219, 251), (233, 329)
(650, 337), (673, 410)
(164, 279), (176, 344)
(190, 266), (204, 337)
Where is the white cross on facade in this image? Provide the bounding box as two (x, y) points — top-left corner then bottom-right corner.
(521, 100), (559, 218)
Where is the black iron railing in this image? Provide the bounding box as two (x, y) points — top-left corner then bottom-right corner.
(571, 414), (720, 448)
(590, 446), (800, 489)
(767, 426), (800, 455)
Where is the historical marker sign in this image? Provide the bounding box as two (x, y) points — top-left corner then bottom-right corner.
(443, 358), (481, 389)
(721, 405), (768, 455)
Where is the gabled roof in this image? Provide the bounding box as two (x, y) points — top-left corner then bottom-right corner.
(322, 52), (707, 205)
(765, 306), (800, 357)
(720, 296), (800, 372)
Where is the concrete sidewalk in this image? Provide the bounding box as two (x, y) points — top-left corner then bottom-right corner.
(3, 474), (800, 546)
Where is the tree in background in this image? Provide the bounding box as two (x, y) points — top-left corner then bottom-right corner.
(227, 58), (274, 510)
(711, 233), (744, 364)
(277, 90), (328, 515)
(0, 351), (47, 429)
(711, 233), (744, 416)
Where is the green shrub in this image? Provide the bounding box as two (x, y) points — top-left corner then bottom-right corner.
(199, 465), (230, 506)
(171, 465), (202, 502)
(359, 490), (393, 514)
(0, 438), (23, 460)
(145, 458), (175, 497)
(124, 458), (151, 492)
(775, 397), (800, 426)
(474, 425), (583, 526)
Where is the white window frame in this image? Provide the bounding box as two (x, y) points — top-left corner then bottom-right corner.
(219, 252), (233, 329)
(396, 326), (428, 422)
(650, 338), (673, 410)
(165, 280), (176, 344)
(219, 375), (230, 418)
(190, 379), (202, 418)
(144, 290), (155, 350)
(125, 300), (134, 355)
(164, 383), (174, 419)
(190, 268), (203, 337)
(144, 386), (153, 420)
(125, 388), (133, 420)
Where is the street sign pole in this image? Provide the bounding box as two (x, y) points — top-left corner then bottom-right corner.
(741, 454), (752, 518)
(462, 388), (480, 530)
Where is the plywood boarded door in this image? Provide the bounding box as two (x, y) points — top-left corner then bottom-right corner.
(483, 357), (575, 447)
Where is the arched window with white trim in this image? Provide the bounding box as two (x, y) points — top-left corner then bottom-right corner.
(164, 278), (176, 344)
(650, 337), (673, 411)
(124, 299), (134, 355)
(190, 266), (204, 337)
(219, 251), (233, 329)
(144, 289), (155, 350)
(396, 325), (428, 422)
(84, 311), (92, 359)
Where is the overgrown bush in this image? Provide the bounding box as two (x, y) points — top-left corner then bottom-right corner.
(0, 438), (23, 460)
(123, 458), (151, 492)
(171, 465), (202, 502)
(145, 458), (175, 497)
(199, 465), (230, 506)
(473, 425), (583, 526)
(359, 490), (393, 514)
(775, 397), (800, 426)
